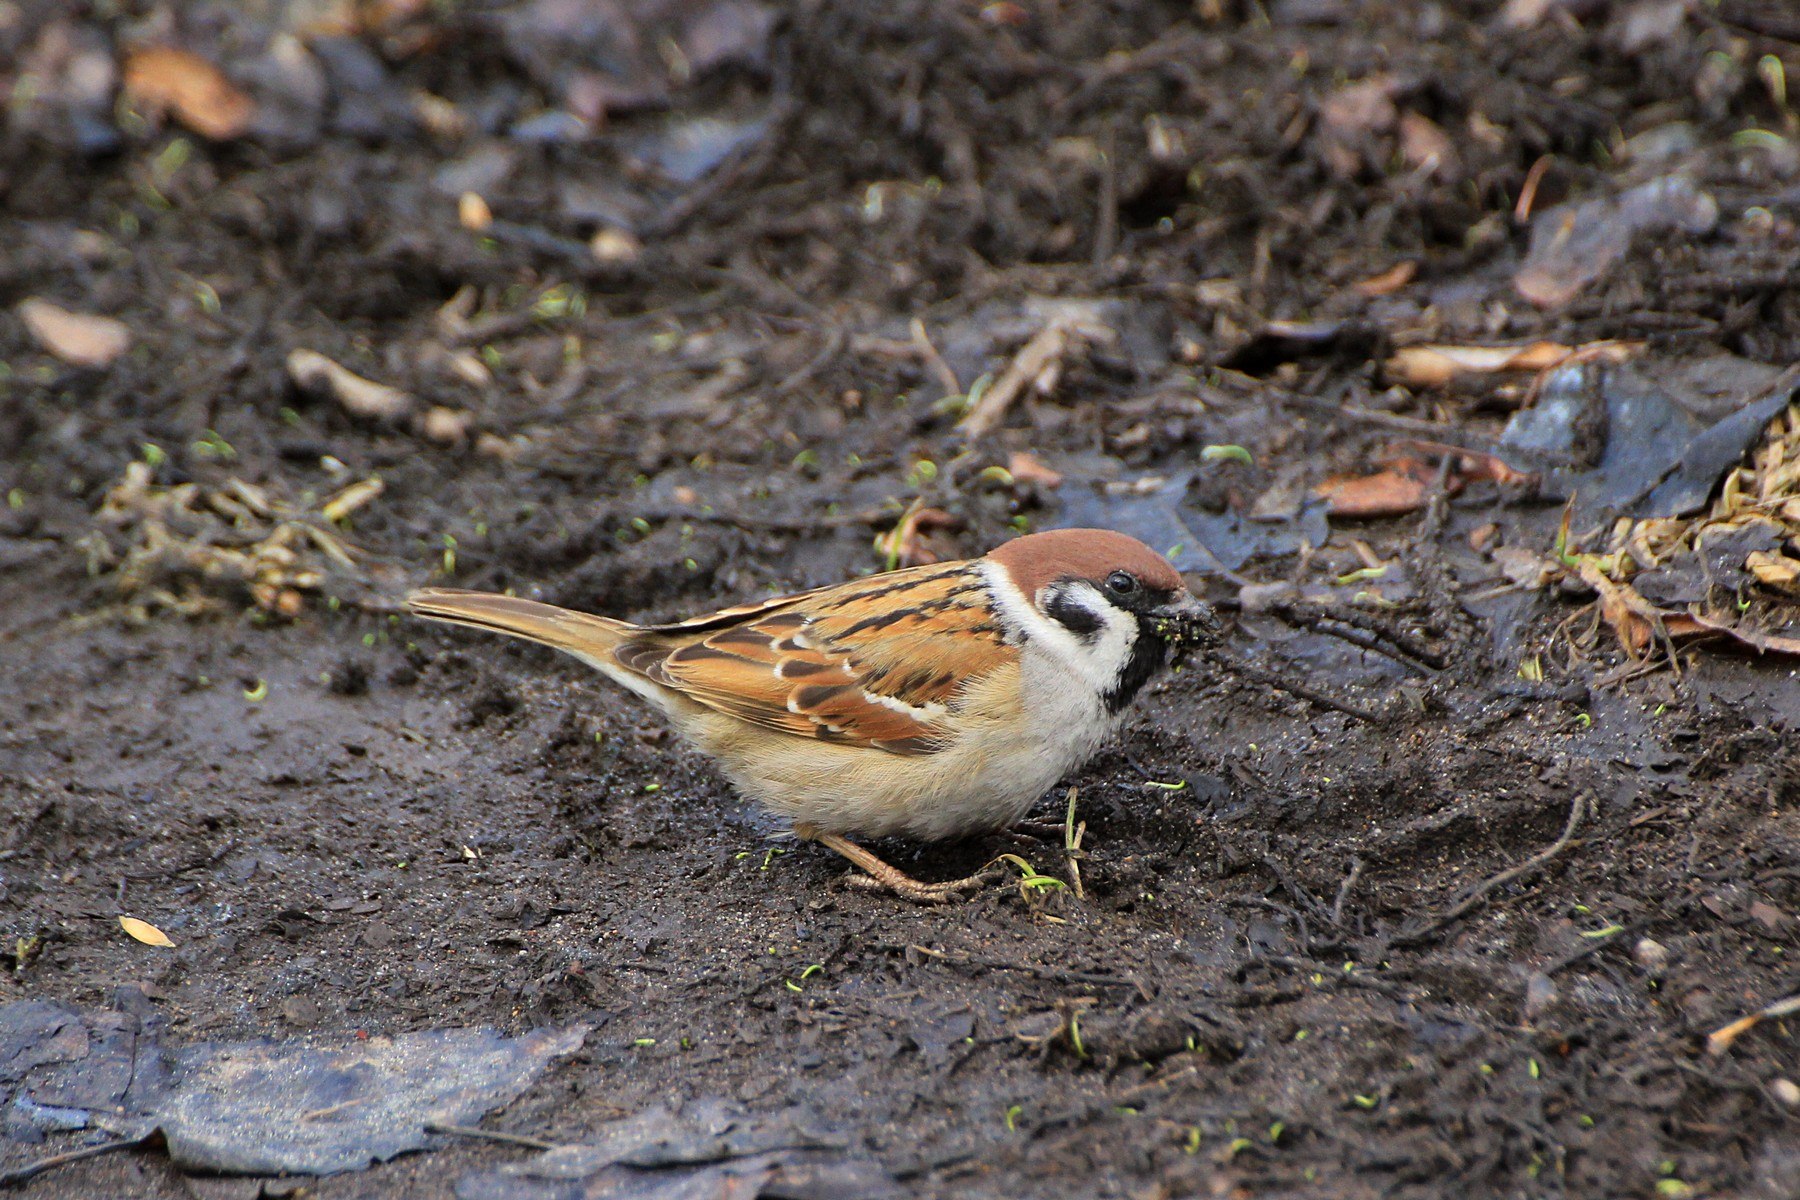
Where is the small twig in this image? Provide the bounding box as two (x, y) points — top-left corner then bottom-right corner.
(424, 1122), (557, 1151)
(910, 318), (960, 397)
(1391, 791), (1589, 948)
(1263, 599), (1447, 671)
(1091, 128), (1118, 266)
(1206, 649), (1388, 724)
(1331, 857), (1365, 928)
(302, 1097), (370, 1121)
(0, 1135), (147, 1189)
(623, 506), (885, 533)
(1514, 155), (1554, 224)
(1276, 390), (1477, 442)
(1706, 993), (1800, 1057)
(959, 316), (1110, 438)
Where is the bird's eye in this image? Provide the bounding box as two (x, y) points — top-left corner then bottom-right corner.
(1106, 570), (1139, 596)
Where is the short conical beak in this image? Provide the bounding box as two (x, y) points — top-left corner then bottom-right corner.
(1165, 592), (1221, 636)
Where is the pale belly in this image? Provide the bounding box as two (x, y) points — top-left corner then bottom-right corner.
(687, 653), (1120, 841)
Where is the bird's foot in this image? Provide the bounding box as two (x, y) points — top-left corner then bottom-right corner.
(799, 827), (1002, 905)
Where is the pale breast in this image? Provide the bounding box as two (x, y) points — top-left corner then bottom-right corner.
(688, 657), (1117, 841)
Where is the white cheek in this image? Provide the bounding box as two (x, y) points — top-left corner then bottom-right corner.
(1085, 601), (1137, 679)
(978, 564), (1136, 687)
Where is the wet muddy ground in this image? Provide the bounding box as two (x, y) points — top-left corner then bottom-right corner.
(5, 1), (1800, 1196)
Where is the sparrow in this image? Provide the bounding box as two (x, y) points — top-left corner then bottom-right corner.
(406, 528), (1216, 902)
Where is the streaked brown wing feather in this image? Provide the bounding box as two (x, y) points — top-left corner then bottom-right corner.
(617, 562), (1014, 754)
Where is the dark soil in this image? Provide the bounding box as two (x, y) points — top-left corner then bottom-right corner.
(5, 1), (1800, 1196)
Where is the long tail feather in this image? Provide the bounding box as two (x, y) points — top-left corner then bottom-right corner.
(405, 588), (633, 668)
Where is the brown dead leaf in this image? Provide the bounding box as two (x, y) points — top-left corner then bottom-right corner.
(1352, 261), (1416, 298)
(1675, 611), (1800, 656)
(1747, 550), (1800, 591)
(1398, 112), (1457, 178)
(1395, 441), (1536, 488)
(1317, 443), (1532, 518)
(120, 915), (176, 947)
(1314, 456), (1442, 518)
(1575, 558), (1679, 657)
(1385, 339), (1640, 388)
(123, 47), (254, 141)
(1576, 559), (1800, 659)
(1007, 452), (1063, 489)
(457, 192), (492, 232)
(18, 298), (130, 367)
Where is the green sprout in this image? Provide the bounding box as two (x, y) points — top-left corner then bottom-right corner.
(1201, 444), (1254, 466)
(192, 429), (235, 460)
(997, 854), (1066, 892)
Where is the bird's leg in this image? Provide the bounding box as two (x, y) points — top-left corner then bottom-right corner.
(1007, 818), (1067, 840)
(795, 825), (1001, 905)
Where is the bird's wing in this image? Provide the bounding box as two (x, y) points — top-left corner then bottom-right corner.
(615, 561), (1015, 754)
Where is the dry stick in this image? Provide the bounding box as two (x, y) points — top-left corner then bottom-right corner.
(1390, 790), (1590, 948)
(1276, 389), (1477, 442)
(909, 318), (961, 397)
(1284, 600), (1448, 670)
(958, 318), (1095, 438)
(1091, 129), (1118, 266)
(1207, 649), (1388, 724)
(1706, 993), (1800, 1057)
(1331, 857), (1366, 928)
(0, 1136), (148, 1189)
(424, 1122), (556, 1151)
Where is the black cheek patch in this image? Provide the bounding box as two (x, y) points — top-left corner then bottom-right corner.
(1042, 589), (1103, 640)
(1102, 615), (1170, 713)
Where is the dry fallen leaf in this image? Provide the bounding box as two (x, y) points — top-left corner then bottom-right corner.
(1352, 261), (1416, 298)
(420, 406), (471, 444)
(1007, 451), (1063, 488)
(1384, 340), (1640, 388)
(123, 47), (255, 141)
(120, 915), (176, 947)
(18, 298), (131, 367)
(1315, 444), (1531, 518)
(1315, 456), (1441, 518)
(1398, 112), (1456, 178)
(458, 191), (493, 231)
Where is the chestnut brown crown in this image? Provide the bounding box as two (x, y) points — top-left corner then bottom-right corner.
(987, 528), (1185, 599)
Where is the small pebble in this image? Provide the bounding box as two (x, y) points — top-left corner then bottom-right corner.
(1633, 937), (1670, 973)
(1773, 1078), (1800, 1108)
